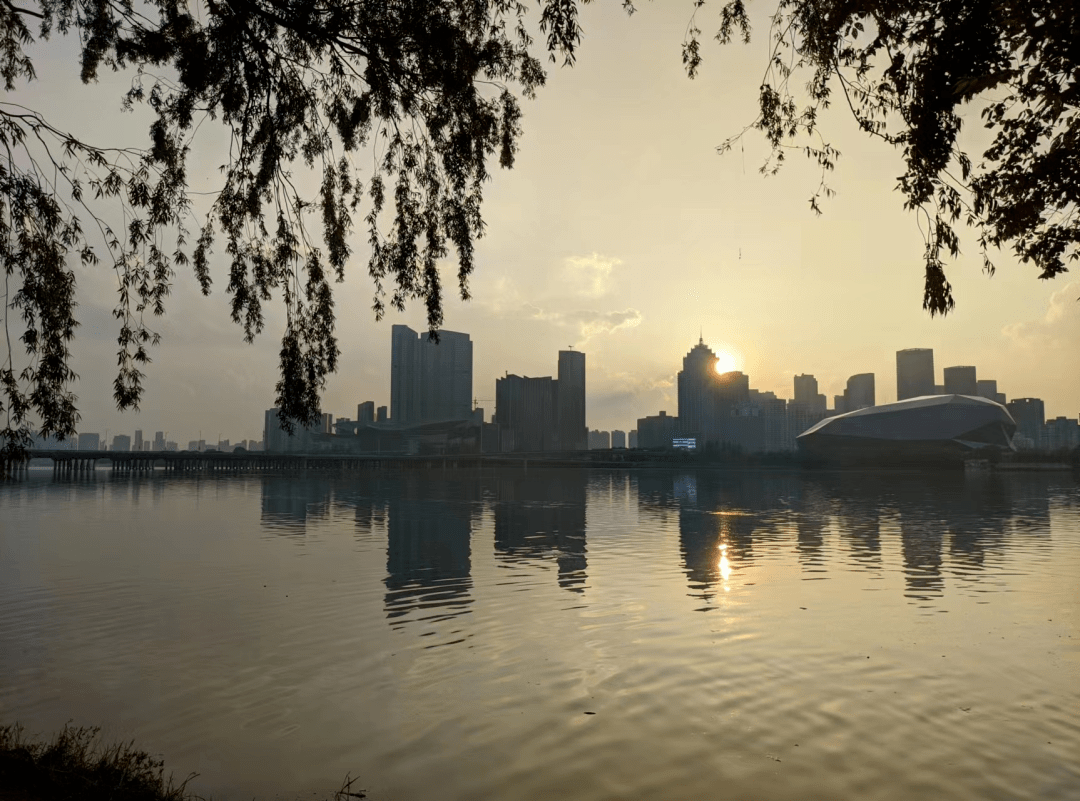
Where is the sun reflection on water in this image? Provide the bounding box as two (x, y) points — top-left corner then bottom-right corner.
(719, 542), (732, 589)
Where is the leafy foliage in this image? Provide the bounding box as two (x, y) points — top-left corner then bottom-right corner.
(689, 0), (1078, 314)
(0, 0), (633, 449)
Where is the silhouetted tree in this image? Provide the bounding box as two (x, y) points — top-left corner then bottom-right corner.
(686, 0), (1077, 314)
(0, 0), (633, 455)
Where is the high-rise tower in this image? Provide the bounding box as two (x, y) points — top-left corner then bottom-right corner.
(896, 348), (935, 400)
(678, 336), (720, 440)
(943, 365), (977, 396)
(390, 325), (473, 426)
(557, 350), (587, 451)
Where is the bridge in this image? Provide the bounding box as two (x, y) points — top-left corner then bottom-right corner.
(3, 447), (675, 478)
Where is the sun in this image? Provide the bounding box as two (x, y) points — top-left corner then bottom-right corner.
(714, 350), (740, 374)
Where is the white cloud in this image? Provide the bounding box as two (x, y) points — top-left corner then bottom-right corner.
(1002, 280), (1080, 348)
(524, 305), (643, 342)
(561, 253), (622, 298)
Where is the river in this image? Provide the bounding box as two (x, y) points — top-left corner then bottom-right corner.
(1, 467), (1078, 800)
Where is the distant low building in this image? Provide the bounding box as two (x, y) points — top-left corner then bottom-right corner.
(1044, 417), (1080, 451)
(588, 430), (611, 450)
(636, 411), (681, 449)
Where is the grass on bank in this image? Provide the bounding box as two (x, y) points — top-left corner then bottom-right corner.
(0, 724), (366, 801)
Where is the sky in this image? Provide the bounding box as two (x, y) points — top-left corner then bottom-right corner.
(8, 2), (1079, 445)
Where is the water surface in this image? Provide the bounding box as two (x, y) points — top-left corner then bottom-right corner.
(2, 468), (1078, 800)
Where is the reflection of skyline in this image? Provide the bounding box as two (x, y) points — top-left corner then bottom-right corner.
(253, 469), (1060, 626)
(493, 471), (588, 593)
(634, 470), (1057, 607)
(260, 476), (332, 532)
(384, 476), (475, 631)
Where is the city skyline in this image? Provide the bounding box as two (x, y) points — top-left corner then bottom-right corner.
(62, 332), (1072, 450)
(16, 5), (1077, 442)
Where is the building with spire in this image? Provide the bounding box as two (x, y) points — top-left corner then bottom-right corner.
(677, 335), (720, 442)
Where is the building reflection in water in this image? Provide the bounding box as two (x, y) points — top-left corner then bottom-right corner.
(657, 472), (801, 608)
(384, 476), (475, 631)
(492, 470), (588, 593)
(260, 476), (332, 534)
(636, 468), (1058, 609)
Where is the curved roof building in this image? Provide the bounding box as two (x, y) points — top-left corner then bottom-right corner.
(797, 395), (1016, 465)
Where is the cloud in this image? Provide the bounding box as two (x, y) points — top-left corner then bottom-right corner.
(561, 253), (622, 298)
(1002, 280), (1080, 348)
(524, 305), (643, 342)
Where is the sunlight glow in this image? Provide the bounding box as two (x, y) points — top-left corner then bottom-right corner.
(714, 351), (740, 374)
(719, 543), (732, 582)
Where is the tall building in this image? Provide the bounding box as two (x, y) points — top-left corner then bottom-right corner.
(975, 380), (1006, 406)
(390, 325), (473, 426)
(496, 374), (558, 452)
(896, 348), (935, 400)
(845, 373), (875, 410)
(264, 408), (287, 452)
(357, 401), (375, 424)
(152, 431), (165, 451)
(557, 350), (587, 451)
(976, 379), (998, 400)
(943, 365), (977, 396)
(678, 337), (720, 440)
(1007, 398), (1045, 447)
(716, 371), (751, 406)
(628, 430), (638, 449)
(133, 430), (143, 451)
(111, 434), (131, 452)
(793, 374), (827, 413)
(77, 432), (100, 451)
(611, 430), (627, 449)
(377, 405), (388, 422)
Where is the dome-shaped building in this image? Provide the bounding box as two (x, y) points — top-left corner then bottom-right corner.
(796, 394), (1016, 465)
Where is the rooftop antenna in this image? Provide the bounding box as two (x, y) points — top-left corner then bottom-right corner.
(699, 327), (703, 346)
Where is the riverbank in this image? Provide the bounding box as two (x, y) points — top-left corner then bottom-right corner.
(0, 725), (362, 801)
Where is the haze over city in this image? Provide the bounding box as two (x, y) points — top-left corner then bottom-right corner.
(10, 3), (1078, 444)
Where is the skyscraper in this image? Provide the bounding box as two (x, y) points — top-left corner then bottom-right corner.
(896, 348), (935, 400)
(133, 429), (143, 451)
(357, 401), (375, 424)
(792, 374), (827, 414)
(943, 365), (977, 396)
(557, 349), (586, 451)
(1007, 398), (1045, 446)
(391, 325), (473, 426)
(845, 373), (875, 410)
(495, 374), (558, 452)
(678, 337), (720, 440)
(976, 379), (1007, 406)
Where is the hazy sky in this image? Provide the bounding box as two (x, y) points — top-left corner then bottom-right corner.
(10, 2), (1079, 445)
